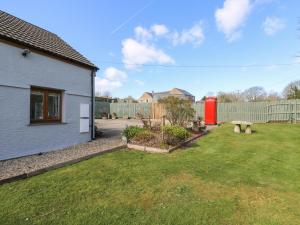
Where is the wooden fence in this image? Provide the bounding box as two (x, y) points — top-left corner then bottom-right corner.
(110, 103), (152, 118)
(95, 102), (110, 118)
(217, 100), (300, 123)
(95, 99), (300, 123)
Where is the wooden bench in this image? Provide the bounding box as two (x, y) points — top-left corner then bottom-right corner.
(231, 121), (253, 134)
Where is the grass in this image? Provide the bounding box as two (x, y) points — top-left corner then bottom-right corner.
(1, 124), (300, 225)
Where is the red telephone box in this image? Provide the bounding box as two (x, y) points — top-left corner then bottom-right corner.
(205, 97), (217, 125)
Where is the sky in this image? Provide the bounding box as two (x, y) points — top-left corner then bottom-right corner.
(1, 0), (299, 100)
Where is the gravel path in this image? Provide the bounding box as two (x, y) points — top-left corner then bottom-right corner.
(0, 123), (218, 182)
(0, 137), (125, 181)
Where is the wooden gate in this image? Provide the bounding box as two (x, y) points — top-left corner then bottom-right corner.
(151, 103), (165, 119)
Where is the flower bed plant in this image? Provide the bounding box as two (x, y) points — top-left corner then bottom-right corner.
(122, 126), (145, 140)
(125, 97), (206, 152)
(123, 125), (203, 150)
(162, 125), (190, 145)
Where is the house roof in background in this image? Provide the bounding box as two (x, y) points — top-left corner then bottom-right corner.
(139, 88), (195, 99)
(0, 10), (98, 70)
(170, 88), (194, 96)
(154, 88), (194, 97)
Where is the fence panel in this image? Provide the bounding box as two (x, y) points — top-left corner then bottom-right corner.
(151, 103), (165, 119)
(95, 100), (300, 123)
(110, 103), (152, 118)
(217, 101), (271, 123)
(217, 100), (300, 123)
(267, 99), (300, 123)
(193, 103), (204, 119)
(296, 100), (300, 121)
(95, 101), (110, 118)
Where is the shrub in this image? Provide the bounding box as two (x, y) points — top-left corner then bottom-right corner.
(122, 126), (144, 140)
(136, 112), (144, 120)
(162, 125), (190, 145)
(132, 130), (155, 142)
(101, 112), (108, 117)
(158, 96), (195, 126)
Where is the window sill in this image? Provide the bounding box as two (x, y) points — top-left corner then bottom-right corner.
(28, 122), (68, 126)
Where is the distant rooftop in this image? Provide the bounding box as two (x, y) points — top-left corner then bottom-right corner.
(154, 88), (194, 96)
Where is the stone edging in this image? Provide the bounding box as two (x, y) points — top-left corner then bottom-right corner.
(127, 131), (208, 154)
(0, 145), (126, 186)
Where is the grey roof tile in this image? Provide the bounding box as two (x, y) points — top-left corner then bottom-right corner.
(0, 10), (97, 69)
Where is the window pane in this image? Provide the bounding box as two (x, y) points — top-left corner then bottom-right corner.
(48, 92), (60, 119)
(30, 91), (44, 120)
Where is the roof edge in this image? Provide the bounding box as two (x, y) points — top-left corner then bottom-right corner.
(0, 35), (99, 71)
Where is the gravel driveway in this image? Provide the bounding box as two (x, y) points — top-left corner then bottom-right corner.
(95, 119), (143, 138)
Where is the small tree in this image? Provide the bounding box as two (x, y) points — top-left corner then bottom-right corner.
(217, 91), (244, 103)
(266, 91), (281, 101)
(283, 80), (300, 99)
(243, 86), (267, 102)
(158, 96), (195, 126)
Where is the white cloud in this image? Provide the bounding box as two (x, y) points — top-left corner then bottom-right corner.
(215, 0), (252, 42)
(172, 22), (205, 46)
(121, 22), (206, 69)
(95, 67), (127, 94)
(134, 26), (152, 42)
(151, 24), (169, 36)
(104, 67), (127, 81)
(134, 79), (145, 86)
(262, 17), (286, 36)
(122, 38), (174, 69)
(95, 78), (122, 94)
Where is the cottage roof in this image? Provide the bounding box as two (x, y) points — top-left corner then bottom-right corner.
(0, 10), (97, 70)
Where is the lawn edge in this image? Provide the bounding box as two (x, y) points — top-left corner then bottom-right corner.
(0, 144), (126, 185)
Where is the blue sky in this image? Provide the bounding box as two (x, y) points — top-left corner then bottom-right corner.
(1, 0), (299, 100)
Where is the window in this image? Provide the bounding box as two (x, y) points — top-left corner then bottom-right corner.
(30, 87), (62, 123)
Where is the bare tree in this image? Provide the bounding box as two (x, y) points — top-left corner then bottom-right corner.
(266, 91), (281, 101)
(217, 92), (232, 103)
(243, 86), (267, 102)
(282, 80), (300, 99)
(217, 91), (244, 103)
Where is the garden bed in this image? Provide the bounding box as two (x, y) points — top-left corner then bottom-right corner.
(124, 125), (207, 153)
(127, 131), (207, 153)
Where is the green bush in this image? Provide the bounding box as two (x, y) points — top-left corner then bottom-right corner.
(132, 130), (155, 142)
(162, 125), (190, 145)
(158, 96), (195, 126)
(122, 126), (144, 140)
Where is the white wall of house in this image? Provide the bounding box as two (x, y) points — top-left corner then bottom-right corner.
(0, 41), (93, 160)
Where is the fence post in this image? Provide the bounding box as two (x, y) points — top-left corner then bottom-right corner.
(266, 104), (269, 123)
(294, 100), (297, 124)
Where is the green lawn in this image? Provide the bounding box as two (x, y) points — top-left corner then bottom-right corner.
(1, 124), (300, 225)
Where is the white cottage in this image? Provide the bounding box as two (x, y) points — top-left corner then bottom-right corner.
(0, 11), (98, 160)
